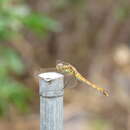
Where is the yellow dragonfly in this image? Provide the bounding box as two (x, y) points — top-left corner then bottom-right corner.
(36, 60), (109, 96)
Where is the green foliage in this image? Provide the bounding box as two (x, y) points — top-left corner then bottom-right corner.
(0, 46), (25, 75)
(0, 78), (32, 116)
(22, 13), (60, 36)
(0, 0), (60, 117)
(0, 46), (33, 116)
(0, 0), (60, 41)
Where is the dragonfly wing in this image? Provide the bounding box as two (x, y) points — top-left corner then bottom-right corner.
(34, 66), (78, 88)
(56, 59), (70, 65)
(64, 73), (79, 88)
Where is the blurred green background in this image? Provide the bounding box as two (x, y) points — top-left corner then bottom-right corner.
(0, 0), (130, 130)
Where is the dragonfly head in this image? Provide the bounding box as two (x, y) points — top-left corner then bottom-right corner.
(56, 63), (64, 72)
(56, 63), (70, 73)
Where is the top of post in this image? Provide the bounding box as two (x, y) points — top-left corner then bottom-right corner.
(38, 72), (64, 97)
(38, 72), (63, 81)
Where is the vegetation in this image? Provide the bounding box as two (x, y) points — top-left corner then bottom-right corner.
(0, 0), (59, 116)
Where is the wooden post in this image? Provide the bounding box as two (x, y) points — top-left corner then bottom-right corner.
(38, 72), (64, 130)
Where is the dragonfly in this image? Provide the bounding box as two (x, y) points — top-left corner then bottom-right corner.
(36, 60), (109, 96)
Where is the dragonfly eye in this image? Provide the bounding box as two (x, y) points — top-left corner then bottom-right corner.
(56, 63), (64, 70)
(58, 63), (63, 66)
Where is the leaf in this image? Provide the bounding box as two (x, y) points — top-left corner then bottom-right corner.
(0, 79), (33, 113)
(0, 46), (25, 74)
(22, 13), (60, 35)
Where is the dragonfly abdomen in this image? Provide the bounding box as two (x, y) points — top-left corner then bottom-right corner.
(75, 72), (109, 96)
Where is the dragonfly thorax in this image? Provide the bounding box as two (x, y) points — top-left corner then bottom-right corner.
(56, 63), (73, 74)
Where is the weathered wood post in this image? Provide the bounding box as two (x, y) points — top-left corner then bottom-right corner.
(38, 72), (64, 130)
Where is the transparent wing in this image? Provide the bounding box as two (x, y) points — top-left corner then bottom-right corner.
(64, 73), (79, 88)
(34, 66), (79, 89)
(56, 59), (70, 66)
